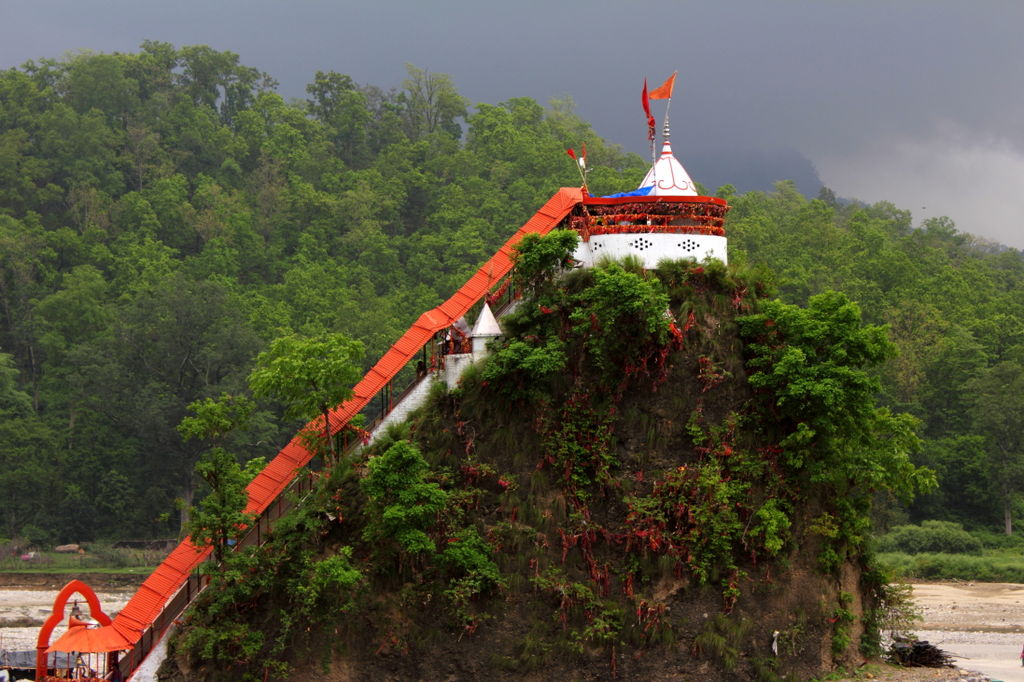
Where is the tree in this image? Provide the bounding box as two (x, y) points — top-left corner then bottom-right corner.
(75, 271), (261, 534)
(739, 292), (934, 505)
(176, 45), (271, 124)
(400, 64), (468, 140)
(248, 332), (363, 463)
(178, 394), (258, 563)
(305, 70), (371, 166)
(511, 229), (579, 295)
(0, 351), (58, 539)
(966, 354), (1024, 535)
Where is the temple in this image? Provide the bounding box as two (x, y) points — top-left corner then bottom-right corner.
(572, 120), (729, 268)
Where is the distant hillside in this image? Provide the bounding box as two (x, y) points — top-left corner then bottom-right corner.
(0, 45), (646, 544)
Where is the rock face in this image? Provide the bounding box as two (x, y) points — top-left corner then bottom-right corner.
(164, 257), (927, 681)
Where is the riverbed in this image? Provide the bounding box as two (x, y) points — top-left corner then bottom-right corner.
(0, 587), (134, 653)
(911, 582), (1024, 682)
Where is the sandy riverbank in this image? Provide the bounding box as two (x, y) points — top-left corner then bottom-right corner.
(837, 583), (1024, 681)
(911, 582), (1024, 682)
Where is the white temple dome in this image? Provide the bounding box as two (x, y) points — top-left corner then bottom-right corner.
(470, 302), (502, 339)
(638, 137), (698, 197)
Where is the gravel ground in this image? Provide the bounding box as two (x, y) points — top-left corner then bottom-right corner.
(908, 582), (1024, 682)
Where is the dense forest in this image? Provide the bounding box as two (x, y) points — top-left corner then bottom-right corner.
(0, 43), (1021, 545)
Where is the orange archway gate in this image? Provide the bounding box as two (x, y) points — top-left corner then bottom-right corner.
(36, 579), (122, 680)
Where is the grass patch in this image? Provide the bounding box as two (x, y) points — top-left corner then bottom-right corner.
(0, 545), (163, 573)
(876, 550), (1024, 582)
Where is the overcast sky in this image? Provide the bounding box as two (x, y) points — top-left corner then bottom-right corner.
(3, 0), (1023, 247)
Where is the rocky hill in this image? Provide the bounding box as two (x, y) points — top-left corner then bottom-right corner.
(161, 238), (932, 681)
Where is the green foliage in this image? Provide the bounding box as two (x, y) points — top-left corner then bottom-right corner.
(179, 394), (258, 564)
(175, 474), (363, 678)
(739, 292), (935, 559)
(964, 353), (1024, 533)
(178, 618), (266, 669)
(568, 262), (670, 377)
(727, 184), (1024, 533)
(187, 447), (254, 564)
(830, 591), (856, 657)
(178, 394), (255, 443)
(439, 526), (501, 586)
(751, 498), (792, 555)
(361, 440), (448, 556)
(249, 332), (363, 424)
(292, 548), (362, 614)
(249, 331), (363, 460)
(530, 568), (623, 656)
(538, 395), (616, 500)
(481, 338), (567, 402)
(511, 229), (579, 294)
(693, 614), (752, 671)
(875, 520), (983, 555)
(440, 527), (504, 627)
(876, 551), (1024, 582)
(625, 462), (748, 585)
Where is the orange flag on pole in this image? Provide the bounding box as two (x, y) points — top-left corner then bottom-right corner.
(649, 72), (677, 100)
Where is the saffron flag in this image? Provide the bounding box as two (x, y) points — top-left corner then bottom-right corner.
(641, 79), (656, 141)
(649, 72), (677, 100)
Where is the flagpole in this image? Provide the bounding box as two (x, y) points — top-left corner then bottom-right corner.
(662, 72), (675, 144)
(663, 95), (672, 143)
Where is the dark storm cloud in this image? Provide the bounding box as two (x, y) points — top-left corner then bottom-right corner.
(3, 0), (1023, 245)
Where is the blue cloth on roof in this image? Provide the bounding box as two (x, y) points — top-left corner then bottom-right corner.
(599, 185), (654, 198)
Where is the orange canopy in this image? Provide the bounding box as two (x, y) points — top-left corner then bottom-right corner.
(47, 619), (131, 653)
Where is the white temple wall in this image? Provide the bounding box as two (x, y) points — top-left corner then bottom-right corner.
(444, 353), (474, 389)
(574, 233), (728, 268)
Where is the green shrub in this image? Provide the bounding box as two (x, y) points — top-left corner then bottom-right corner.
(511, 229), (580, 294)
(693, 614), (751, 671)
(292, 548), (362, 614)
(21, 524), (54, 548)
(481, 338), (567, 402)
(875, 520), (982, 555)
